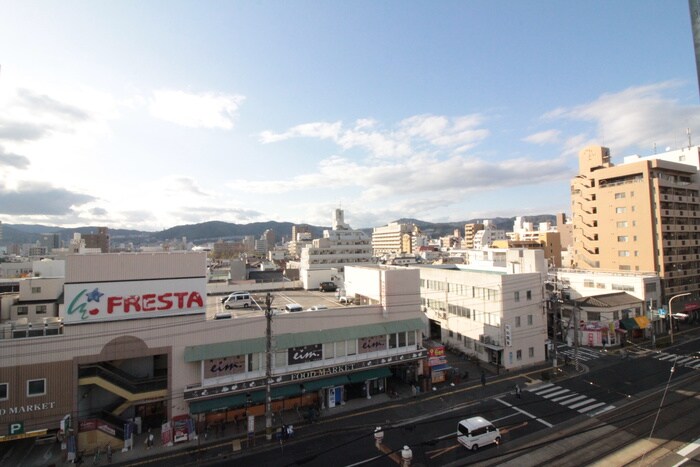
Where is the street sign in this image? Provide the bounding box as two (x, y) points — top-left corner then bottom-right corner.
(8, 422), (23, 435)
(658, 308), (667, 318)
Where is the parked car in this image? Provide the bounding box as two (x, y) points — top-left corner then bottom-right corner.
(222, 292), (252, 309)
(285, 304), (303, 312)
(338, 296), (353, 305)
(307, 305), (328, 311)
(319, 282), (338, 292)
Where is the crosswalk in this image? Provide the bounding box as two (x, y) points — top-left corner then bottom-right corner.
(652, 352), (700, 369)
(527, 382), (614, 416)
(556, 344), (604, 363)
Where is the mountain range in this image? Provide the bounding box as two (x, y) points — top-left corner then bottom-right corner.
(0, 215), (556, 247)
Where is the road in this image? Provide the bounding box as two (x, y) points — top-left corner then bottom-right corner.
(170, 337), (700, 467)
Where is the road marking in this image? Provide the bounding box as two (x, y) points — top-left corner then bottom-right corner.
(677, 436), (700, 457)
(558, 394), (587, 405)
(658, 354), (677, 361)
(551, 393), (580, 403)
(496, 398), (553, 428)
(591, 405), (615, 416)
(577, 401), (606, 413)
(533, 386), (563, 396)
(568, 398), (597, 409)
(676, 357), (694, 364)
(542, 389), (570, 399)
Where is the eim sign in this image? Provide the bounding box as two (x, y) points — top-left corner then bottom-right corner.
(288, 344), (323, 365)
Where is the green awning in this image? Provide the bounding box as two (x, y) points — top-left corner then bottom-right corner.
(188, 367), (394, 414)
(620, 318), (639, 330)
(184, 318), (425, 362)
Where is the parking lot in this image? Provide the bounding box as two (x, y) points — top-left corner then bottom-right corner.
(207, 288), (350, 319)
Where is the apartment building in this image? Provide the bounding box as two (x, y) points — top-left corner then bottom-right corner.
(572, 145), (700, 302)
(463, 223), (484, 249)
(299, 209), (372, 289)
(372, 222), (415, 256)
(416, 248), (547, 371)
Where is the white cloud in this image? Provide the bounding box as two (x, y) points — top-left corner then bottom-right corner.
(523, 129), (561, 145)
(545, 81), (700, 155)
(149, 90), (245, 129)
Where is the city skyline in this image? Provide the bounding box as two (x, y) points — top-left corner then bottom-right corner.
(0, 1), (699, 232)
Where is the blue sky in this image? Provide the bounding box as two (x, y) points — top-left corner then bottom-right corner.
(0, 1), (698, 232)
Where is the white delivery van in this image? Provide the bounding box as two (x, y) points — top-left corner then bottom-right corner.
(285, 304), (303, 312)
(457, 417), (501, 451)
(222, 292), (252, 309)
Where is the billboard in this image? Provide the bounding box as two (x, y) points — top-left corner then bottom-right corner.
(63, 278), (206, 324)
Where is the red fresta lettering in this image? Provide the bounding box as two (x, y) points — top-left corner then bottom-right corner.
(157, 293), (173, 310)
(107, 296), (122, 314)
(174, 292), (188, 308)
(124, 296), (141, 313)
(142, 294), (156, 311)
(187, 292), (204, 309)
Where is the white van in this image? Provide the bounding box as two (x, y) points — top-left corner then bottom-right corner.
(222, 292), (252, 310)
(285, 304), (303, 312)
(457, 417), (501, 451)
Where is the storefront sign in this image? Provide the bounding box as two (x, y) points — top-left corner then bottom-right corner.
(289, 364), (356, 381)
(288, 344), (323, 365)
(428, 346), (445, 358)
(8, 422), (23, 435)
(0, 401), (56, 416)
(184, 348), (428, 401)
(63, 278), (206, 323)
(359, 335), (386, 353)
(204, 356), (245, 378)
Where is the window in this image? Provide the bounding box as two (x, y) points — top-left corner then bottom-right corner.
(645, 283), (657, 293)
(16, 306), (28, 316)
(526, 290), (532, 300)
(617, 221), (628, 228)
(407, 331), (416, 348)
(347, 340), (357, 355)
(398, 332), (407, 348)
(614, 192), (626, 199)
(514, 291), (520, 302)
(616, 207), (626, 214)
(617, 236), (628, 242)
(247, 353), (260, 372)
(527, 314), (533, 325)
(516, 350), (522, 361)
(587, 311), (600, 321)
(0, 383), (7, 401)
(613, 311), (619, 320)
(27, 378), (45, 397)
(618, 250), (630, 257)
(584, 279), (594, 288)
(274, 351), (287, 368)
(324, 342), (335, 359)
(36, 305), (47, 314)
(528, 347), (534, 358)
(389, 333), (398, 349)
(515, 316), (521, 327)
(31, 287), (41, 294)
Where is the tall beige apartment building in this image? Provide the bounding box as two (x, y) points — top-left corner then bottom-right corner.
(463, 223), (484, 249)
(372, 222), (414, 256)
(571, 145), (700, 300)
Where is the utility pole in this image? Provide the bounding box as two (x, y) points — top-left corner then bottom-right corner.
(265, 292), (274, 441)
(573, 302), (580, 371)
(552, 289), (559, 371)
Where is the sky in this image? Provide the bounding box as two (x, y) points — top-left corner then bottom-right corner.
(0, 1), (699, 232)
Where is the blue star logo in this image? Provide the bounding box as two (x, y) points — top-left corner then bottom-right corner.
(86, 288), (104, 303)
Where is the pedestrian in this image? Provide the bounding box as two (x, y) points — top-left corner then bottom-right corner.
(146, 429), (154, 449)
(514, 384), (521, 399)
(411, 384), (417, 398)
(480, 370), (486, 387)
(107, 443), (112, 463)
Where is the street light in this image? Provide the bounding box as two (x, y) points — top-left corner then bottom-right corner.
(669, 293), (690, 344)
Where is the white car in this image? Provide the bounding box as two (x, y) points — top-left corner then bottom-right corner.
(307, 305), (328, 311)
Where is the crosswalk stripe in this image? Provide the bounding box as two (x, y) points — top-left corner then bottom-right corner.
(676, 357), (694, 364)
(532, 386), (562, 396)
(542, 389), (570, 399)
(688, 361), (700, 369)
(578, 401), (606, 413)
(528, 382), (554, 392)
(552, 392), (581, 403)
(658, 354), (676, 361)
(558, 394), (587, 405)
(591, 405), (615, 416)
(567, 398), (597, 409)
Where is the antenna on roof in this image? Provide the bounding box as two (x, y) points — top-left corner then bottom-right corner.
(688, 128), (692, 148)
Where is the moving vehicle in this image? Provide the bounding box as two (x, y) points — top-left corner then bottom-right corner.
(457, 417), (501, 451)
(319, 282), (338, 292)
(222, 292), (252, 309)
(285, 304), (303, 312)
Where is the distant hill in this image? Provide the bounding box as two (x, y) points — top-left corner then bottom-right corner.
(1, 215), (556, 247)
